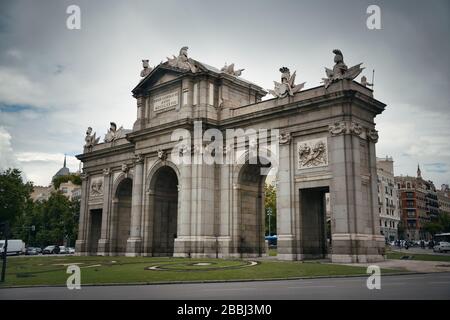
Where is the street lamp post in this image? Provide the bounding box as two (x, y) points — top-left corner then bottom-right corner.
(0, 222), (10, 283)
(266, 207), (273, 236)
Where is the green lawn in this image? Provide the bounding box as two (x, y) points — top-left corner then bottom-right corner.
(0, 255), (400, 287)
(387, 251), (450, 262)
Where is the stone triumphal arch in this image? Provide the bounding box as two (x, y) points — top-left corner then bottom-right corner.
(76, 47), (386, 263)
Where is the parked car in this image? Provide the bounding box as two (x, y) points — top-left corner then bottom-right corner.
(67, 247), (75, 254)
(25, 247), (39, 255)
(433, 242), (450, 253)
(43, 245), (60, 254)
(58, 246), (68, 254)
(0, 239), (25, 255)
(35, 247), (42, 254)
(265, 235), (277, 247)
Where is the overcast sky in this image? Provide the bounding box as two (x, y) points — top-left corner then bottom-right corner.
(0, 0), (449, 187)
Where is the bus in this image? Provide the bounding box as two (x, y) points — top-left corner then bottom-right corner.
(433, 233), (450, 253)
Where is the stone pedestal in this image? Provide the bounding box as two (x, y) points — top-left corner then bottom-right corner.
(75, 240), (87, 256)
(126, 238), (142, 257)
(97, 239), (110, 256)
(331, 234), (385, 263)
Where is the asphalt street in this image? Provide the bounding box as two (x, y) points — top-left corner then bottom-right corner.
(1, 272), (449, 300)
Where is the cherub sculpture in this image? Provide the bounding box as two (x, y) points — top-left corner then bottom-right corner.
(268, 67), (305, 98)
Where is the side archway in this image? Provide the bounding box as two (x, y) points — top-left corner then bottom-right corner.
(110, 174), (133, 255)
(144, 160), (180, 256)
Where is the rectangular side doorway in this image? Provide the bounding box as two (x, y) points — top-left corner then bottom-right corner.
(299, 187), (329, 259)
(88, 209), (102, 254)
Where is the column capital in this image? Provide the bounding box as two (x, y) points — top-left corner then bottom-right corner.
(278, 132), (292, 145)
(134, 153), (145, 165)
(328, 121), (347, 136)
(367, 128), (379, 143)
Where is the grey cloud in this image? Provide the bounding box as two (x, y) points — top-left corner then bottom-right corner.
(0, 0), (449, 185)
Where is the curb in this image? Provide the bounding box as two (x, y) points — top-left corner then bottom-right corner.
(0, 271), (430, 289)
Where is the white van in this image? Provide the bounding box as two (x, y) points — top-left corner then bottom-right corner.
(433, 233), (450, 253)
(0, 239), (26, 255)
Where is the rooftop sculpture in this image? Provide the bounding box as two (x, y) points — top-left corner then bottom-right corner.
(166, 46), (198, 73)
(104, 122), (127, 143)
(221, 63), (244, 76)
(321, 49), (364, 89)
(268, 67), (305, 98)
(140, 59), (152, 78)
(84, 127), (100, 151)
(360, 75), (373, 87)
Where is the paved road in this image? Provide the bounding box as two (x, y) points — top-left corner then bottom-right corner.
(1, 272), (449, 300)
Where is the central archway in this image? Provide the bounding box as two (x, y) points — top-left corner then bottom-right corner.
(236, 160), (271, 257)
(149, 166), (179, 256)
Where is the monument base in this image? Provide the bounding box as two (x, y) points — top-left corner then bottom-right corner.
(97, 238), (110, 256)
(125, 237), (142, 257)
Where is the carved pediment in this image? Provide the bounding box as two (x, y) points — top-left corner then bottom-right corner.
(132, 65), (186, 95)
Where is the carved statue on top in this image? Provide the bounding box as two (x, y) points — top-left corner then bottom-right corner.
(166, 46), (198, 73)
(104, 122), (126, 143)
(221, 63), (244, 76)
(321, 49), (364, 89)
(84, 127), (100, 151)
(140, 59), (152, 78)
(360, 75), (373, 87)
(268, 67), (305, 98)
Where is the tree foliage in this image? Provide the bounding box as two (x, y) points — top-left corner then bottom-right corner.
(423, 212), (450, 235)
(52, 174), (81, 189)
(14, 191), (80, 247)
(264, 183), (277, 236)
(0, 168), (33, 225)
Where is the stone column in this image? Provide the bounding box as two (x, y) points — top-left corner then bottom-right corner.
(97, 168), (111, 256)
(276, 133), (296, 260)
(328, 121), (384, 263)
(174, 161), (193, 257)
(75, 173), (88, 255)
(126, 154), (144, 256)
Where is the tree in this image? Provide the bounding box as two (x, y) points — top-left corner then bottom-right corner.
(0, 168), (33, 225)
(264, 183), (277, 236)
(52, 174), (81, 189)
(14, 191), (79, 247)
(422, 212), (450, 236)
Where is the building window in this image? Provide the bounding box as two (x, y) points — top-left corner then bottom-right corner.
(208, 83), (214, 106)
(193, 83), (198, 105)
